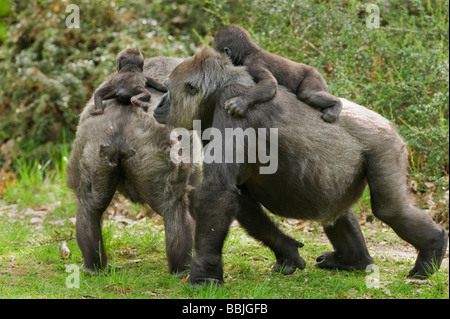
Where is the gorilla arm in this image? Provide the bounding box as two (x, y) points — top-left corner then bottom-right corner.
(224, 57), (277, 117)
(145, 76), (168, 93)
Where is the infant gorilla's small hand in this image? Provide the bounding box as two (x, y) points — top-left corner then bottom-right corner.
(224, 96), (248, 117)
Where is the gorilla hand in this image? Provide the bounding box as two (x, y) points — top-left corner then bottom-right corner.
(224, 96), (249, 117)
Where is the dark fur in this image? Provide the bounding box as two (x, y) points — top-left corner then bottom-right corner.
(67, 56), (200, 275)
(154, 48), (448, 285)
(213, 25), (342, 122)
(91, 48), (167, 115)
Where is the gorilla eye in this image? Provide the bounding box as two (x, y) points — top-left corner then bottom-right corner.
(223, 47), (232, 57)
(185, 83), (199, 96)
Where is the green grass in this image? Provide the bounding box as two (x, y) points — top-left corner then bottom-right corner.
(0, 0), (448, 300)
(0, 211), (448, 299)
(0, 158), (448, 299)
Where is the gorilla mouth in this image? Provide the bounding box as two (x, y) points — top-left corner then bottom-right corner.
(153, 94), (169, 123)
(153, 111), (166, 124)
(153, 106), (164, 116)
(153, 98), (169, 124)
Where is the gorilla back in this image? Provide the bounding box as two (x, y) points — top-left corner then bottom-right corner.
(154, 48), (448, 285)
(67, 56), (199, 276)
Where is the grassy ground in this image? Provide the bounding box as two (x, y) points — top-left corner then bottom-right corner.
(0, 161), (448, 299)
(0, 0), (448, 301)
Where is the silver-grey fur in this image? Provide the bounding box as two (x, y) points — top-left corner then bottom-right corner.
(67, 56), (199, 275)
(154, 48), (448, 285)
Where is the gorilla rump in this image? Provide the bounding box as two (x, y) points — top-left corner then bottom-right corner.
(91, 48), (167, 115)
(67, 56), (199, 275)
(154, 48), (448, 285)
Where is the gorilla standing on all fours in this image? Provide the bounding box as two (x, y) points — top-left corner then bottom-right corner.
(67, 56), (200, 276)
(154, 48), (448, 286)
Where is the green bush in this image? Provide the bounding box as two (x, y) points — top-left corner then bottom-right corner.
(0, 0), (203, 167)
(0, 0), (448, 198)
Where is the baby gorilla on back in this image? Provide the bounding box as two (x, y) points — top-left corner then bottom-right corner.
(213, 25), (342, 122)
(91, 48), (167, 115)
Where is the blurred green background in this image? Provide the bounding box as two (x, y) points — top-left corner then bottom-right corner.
(0, 0), (448, 223)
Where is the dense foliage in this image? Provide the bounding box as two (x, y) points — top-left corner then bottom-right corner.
(0, 0), (448, 207)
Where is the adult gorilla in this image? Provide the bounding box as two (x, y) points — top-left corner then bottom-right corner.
(154, 48), (448, 285)
(67, 56), (199, 276)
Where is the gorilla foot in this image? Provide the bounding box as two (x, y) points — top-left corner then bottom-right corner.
(130, 97), (150, 112)
(188, 277), (223, 289)
(273, 258), (305, 275)
(316, 251), (373, 271)
(321, 112), (338, 123)
(273, 238), (306, 275)
(90, 109), (104, 116)
(321, 100), (342, 123)
(81, 263), (122, 275)
(408, 228), (448, 278)
(173, 268), (190, 279)
(189, 255), (224, 286)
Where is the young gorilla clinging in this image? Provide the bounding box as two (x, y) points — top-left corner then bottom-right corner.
(91, 48), (167, 115)
(213, 25), (342, 122)
(153, 48), (448, 286)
